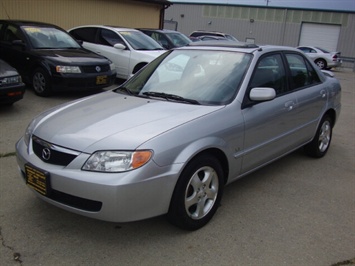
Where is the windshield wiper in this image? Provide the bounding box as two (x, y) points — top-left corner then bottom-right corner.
(143, 91), (200, 105)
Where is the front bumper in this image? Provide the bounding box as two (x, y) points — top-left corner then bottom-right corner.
(16, 137), (181, 222)
(50, 72), (116, 92)
(0, 82), (25, 104)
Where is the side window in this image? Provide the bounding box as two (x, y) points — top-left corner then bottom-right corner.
(4, 25), (24, 43)
(70, 28), (96, 43)
(285, 53), (320, 90)
(156, 33), (169, 48)
(99, 29), (124, 46)
(249, 53), (287, 95)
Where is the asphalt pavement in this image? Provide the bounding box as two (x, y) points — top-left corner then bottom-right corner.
(0, 70), (354, 266)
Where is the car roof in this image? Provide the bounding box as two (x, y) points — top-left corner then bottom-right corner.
(71, 25), (140, 32)
(0, 19), (60, 28)
(137, 28), (179, 33)
(180, 41), (300, 54)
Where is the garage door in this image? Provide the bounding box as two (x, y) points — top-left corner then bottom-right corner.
(299, 23), (340, 51)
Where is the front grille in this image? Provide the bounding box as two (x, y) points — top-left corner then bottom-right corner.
(81, 64), (110, 73)
(32, 136), (78, 166)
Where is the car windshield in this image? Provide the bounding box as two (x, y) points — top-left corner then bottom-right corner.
(120, 31), (164, 50)
(23, 26), (81, 49)
(118, 49), (252, 105)
(166, 32), (191, 47)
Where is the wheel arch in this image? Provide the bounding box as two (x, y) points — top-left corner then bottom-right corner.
(31, 62), (52, 81)
(184, 148), (229, 185)
(323, 109), (336, 127)
(132, 62), (148, 74)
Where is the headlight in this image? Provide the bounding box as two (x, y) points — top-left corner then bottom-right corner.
(82, 150), (152, 172)
(109, 63), (116, 72)
(1, 75), (22, 84)
(56, 66), (81, 73)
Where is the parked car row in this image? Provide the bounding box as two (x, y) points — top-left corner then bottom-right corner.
(0, 20), (194, 101)
(0, 19), (343, 104)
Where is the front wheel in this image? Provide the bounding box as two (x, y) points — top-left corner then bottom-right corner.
(304, 115), (333, 158)
(32, 68), (52, 96)
(167, 154), (224, 230)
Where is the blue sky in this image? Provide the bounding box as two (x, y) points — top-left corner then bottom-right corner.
(170, 0), (355, 12)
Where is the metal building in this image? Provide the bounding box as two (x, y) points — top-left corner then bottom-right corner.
(0, 0), (171, 30)
(164, 2), (355, 58)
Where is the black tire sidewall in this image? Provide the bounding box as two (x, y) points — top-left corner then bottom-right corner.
(32, 68), (52, 96)
(305, 115), (333, 158)
(168, 154), (224, 230)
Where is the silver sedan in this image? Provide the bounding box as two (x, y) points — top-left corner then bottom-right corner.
(16, 42), (341, 230)
(297, 46), (342, 70)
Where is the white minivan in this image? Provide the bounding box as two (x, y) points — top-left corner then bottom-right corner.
(69, 25), (166, 80)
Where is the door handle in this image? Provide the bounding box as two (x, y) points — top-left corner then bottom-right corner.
(285, 101), (295, 111)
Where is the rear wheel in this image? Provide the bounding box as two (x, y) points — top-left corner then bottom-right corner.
(32, 68), (52, 96)
(167, 154), (224, 230)
(315, 59), (327, 70)
(304, 115), (333, 158)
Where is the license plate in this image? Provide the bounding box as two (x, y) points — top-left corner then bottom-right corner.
(25, 164), (50, 196)
(96, 75), (107, 85)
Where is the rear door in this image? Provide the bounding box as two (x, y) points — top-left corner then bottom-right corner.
(284, 52), (327, 142)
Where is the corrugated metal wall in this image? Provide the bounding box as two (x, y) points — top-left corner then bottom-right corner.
(0, 0), (161, 30)
(165, 4), (355, 57)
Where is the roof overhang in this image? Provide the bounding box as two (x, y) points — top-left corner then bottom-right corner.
(130, 0), (172, 7)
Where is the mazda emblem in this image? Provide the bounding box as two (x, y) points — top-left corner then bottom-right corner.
(95, 66), (101, 72)
(42, 148), (51, 161)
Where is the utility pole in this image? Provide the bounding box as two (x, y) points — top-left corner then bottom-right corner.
(266, 0), (271, 6)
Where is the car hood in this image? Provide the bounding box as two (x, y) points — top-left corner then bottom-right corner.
(33, 91), (223, 153)
(0, 59), (19, 77)
(33, 49), (110, 64)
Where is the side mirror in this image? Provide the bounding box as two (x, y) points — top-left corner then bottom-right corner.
(249, 87), (276, 101)
(113, 43), (126, 50)
(12, 40), (27, 50)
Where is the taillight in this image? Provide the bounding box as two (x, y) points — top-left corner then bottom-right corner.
(332, 54), (338, 61)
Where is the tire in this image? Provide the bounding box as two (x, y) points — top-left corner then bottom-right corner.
(32, 68), (52, 96)
(304, 115), (333, 158)
(167, 154), (224, 230)
(315, 59), (327, 70)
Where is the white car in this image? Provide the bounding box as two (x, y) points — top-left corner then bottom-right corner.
(69, 25), (166, 79)
(296, 46), (342, 70)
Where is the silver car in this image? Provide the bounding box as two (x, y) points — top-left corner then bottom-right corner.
(16, 42), (341, 230)
(296, 46), (342, 70)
